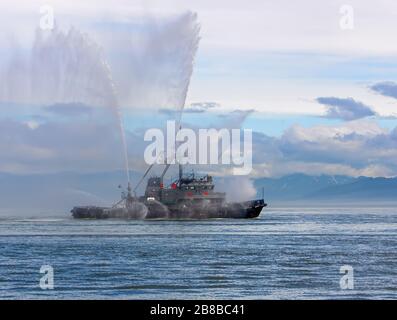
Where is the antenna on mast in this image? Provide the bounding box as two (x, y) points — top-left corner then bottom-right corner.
(178, 124), (183, 182)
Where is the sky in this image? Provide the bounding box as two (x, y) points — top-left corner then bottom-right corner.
(1, 0), (397, 178)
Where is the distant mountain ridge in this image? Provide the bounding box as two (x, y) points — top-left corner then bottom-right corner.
(0, 172), (396, 214)
(254, 173), (397, 201)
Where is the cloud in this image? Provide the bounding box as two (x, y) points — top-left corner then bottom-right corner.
(216, 109), (255, 128)
(159, 101), (219, 115)
(3, 0), (397, 56)
(185, 101), (219, 113)
(188, 102), (219, 111)
(1, 109), (397, 178)
(0, 113), (149, 174)
(316, 97), (376, 121)
(370, 81), (397, 100)
(252, 120), (397, 177)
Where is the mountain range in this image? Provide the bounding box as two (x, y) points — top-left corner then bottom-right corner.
(254, 173), (397, 202)
(0, 172), (396, 215)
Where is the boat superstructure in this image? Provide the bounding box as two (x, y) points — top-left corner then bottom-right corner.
(72, 167), (266, 219)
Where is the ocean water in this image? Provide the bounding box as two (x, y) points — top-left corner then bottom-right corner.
(0, 207), (396, 299)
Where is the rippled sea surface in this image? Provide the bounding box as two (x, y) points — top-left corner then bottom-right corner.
(0, 207), (396, 299)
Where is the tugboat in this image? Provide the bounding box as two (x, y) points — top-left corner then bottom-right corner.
(71, 165), (266, 219)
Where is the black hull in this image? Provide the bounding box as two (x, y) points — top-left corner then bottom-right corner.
(71, 199), (266, 220)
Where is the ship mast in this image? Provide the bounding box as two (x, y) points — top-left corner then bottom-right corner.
(135, 109), (185, 194)
(178, 124), (183, 183)
(160, 123), (183, 186)
(179, 162), (183, 183)
(126, 182), (133, 209)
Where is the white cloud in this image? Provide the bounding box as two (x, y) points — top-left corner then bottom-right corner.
(0, 110), (396, 178)
(2, 1), (397, 116)
(252, 120), (397, 177)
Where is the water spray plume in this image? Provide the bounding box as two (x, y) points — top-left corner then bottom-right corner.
(0, 13), (201, 190)
(104, 61), (131, 185)
(174, 12), (201, 127)
(0, 26), (131, 186)
(164, 12), (200, 167)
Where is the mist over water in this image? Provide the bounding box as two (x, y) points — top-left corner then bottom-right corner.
(149, 199), (170, 218)
(217, 177), (257, 202)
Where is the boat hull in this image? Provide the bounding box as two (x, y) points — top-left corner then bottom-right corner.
(71, 199), (266, 220)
